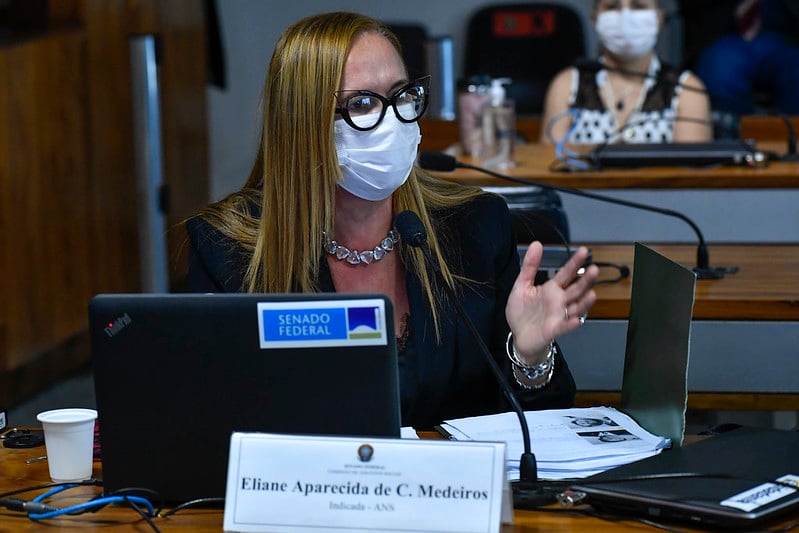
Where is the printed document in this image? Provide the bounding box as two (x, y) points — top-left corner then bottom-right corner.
(438, 407), (670, 480)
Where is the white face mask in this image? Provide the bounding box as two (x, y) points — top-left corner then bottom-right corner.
(334, 105), (421, 201)
(596, 8), (659, 61)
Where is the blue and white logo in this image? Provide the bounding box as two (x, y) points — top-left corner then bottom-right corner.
(257, 298), (388, 348)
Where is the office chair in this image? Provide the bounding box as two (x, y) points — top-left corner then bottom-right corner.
(464, 3), (588, 115)
(482, 186), (571, 245)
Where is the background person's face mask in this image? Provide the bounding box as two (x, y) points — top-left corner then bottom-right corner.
(334, 105), (421, 201)
(595, 8), (659, 61)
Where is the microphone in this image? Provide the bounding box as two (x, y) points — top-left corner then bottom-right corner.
(393, 210), (557, 509)
(418, 151), (737, 280)
(779, 117), (799, 162)
(573, 59), (798, 161)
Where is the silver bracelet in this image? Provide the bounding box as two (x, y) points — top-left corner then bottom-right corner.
(505, 332), (555, 390)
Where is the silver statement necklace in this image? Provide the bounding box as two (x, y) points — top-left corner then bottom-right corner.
(323, 229), (399, 266)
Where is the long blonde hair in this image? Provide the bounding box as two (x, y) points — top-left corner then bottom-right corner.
(195, 12), (485, 337)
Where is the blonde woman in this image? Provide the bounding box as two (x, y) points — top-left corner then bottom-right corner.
(187, 12), (597, 429)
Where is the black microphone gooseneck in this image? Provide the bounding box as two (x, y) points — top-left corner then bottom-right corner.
(418, 151), (736, 280)
(779, 114), (799, 162)
(393, 210), (557, 508)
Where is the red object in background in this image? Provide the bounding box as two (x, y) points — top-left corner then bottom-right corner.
(493, 10), (556, 37)
(93, 420), (102, 461)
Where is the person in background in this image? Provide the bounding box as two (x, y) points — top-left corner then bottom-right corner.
(539, 0), (711, 145)
(185, 12), (598, 430)
(680, 0), (799, 115)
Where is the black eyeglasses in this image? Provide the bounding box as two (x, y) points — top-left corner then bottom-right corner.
(334, 75), (430, 131)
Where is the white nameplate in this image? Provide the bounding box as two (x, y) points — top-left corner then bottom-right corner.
(223, 432), (510, 533)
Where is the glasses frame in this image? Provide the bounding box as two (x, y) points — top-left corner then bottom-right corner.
(334, 75), (431, 131)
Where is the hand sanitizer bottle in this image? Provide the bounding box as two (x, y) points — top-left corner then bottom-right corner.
(480, 78), (516, 169)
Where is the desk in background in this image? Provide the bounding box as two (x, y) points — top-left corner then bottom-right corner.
(425, 142), (799, 190)
(563, 243), (799, 413)
(420, 118), (799, 245)
(420, 116), (799, 153)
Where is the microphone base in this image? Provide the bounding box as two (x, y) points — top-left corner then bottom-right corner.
(511, 479), (559, 509)
(693, 265), (738, 280)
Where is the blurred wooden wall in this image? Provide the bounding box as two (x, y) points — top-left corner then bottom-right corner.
(0, 0), (209, 408)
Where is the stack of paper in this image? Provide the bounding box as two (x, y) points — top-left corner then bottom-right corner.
(438, 407), (670, 480)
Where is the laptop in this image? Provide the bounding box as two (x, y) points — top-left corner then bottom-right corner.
(588, 139), (766, 168)
(89, 293), (401, 502)
(571, 245), (799, 528)
(571, 426), (799, 528)
(619, 242), (696, 448)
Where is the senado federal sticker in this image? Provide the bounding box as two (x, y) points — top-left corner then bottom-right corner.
(257, 298), (388, 348)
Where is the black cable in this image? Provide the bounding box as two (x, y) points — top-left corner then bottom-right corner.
(0, 480), (161, 532)
(124, 496), (161, 533)
(0, 498), (58, 514)
(98, 487), (164, 517)
(0, 478), (101, 499)
(592, 261), (630, 285)
(160, 497), (225, 517)
(778, 113), (799, 161)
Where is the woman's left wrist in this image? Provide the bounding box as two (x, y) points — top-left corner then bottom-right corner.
(505, 331), (550, 367)
(505, 332), (555, 389)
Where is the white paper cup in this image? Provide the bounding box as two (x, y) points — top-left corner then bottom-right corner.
(36, 408), (97, 482)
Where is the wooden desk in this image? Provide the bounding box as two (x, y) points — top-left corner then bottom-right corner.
(564, 243), (799, 411)
(588, 243), (799, 321)
(420, 115), (799, 150)
(2, 438), (792, 532)
(426, 142), (799, 190)
(421, 118), (798, 246)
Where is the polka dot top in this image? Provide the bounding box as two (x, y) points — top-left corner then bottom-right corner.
(566, 57), (691, 145)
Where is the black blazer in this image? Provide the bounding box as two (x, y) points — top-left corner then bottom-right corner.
(186, 193), (576, 429)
